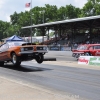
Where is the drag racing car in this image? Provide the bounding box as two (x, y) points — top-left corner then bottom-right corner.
(0, 41), (48, 66)
(72, 44), (100, 59)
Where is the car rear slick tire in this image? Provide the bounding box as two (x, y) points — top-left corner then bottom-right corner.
(72, 53), (75, 57)
(11, 53), (21, 66)
(76, 54), (80, 58)
(0, 61), (4, 66)
(36, 54), (44, 64)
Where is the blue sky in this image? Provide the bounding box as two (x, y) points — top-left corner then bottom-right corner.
(0, 0), (87, 22)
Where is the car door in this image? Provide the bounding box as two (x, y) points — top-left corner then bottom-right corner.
(0, 43), (9, 61)
(88, 46), (95, 56)
(94, 45), (100, 56)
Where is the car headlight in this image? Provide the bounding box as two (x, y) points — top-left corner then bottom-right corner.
(43, 47), (47, 50)
(20, 48), (24, 51)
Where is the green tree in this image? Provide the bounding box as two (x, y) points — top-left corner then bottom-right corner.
(81, 0), (100, 17)
(65, 4), (81, 19)
(45, 4), (58, 22)
(0, 20), (10, 40)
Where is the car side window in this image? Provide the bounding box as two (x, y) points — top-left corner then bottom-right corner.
(0, 43), (9, 51)
(94, 45), (100, 49)
(0, 44), (5, 51)
(4, 44), (9, 49)
(0, 45), (2, 51)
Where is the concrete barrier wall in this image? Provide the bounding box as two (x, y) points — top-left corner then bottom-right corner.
(47, 51), (72, 56)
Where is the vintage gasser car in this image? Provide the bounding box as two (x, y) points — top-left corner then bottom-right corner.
(0, 41), (48, 66)
(72, 44), (100, 59)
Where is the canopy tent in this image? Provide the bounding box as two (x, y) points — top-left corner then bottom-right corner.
(6, 35), (24, 42)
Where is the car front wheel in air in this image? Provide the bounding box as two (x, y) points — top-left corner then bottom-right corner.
(11, 53), (21, 66)
(35, 54), (44, 64)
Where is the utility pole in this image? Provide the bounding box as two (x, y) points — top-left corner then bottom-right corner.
(43, 10), (45, 44)
(30, 0), (32, 43)
(43, 10), (45, 23)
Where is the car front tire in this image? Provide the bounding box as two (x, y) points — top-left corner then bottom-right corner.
(35, 54), (44, 64)
(85, 52), (91, 56)
(11, 53), (21, 66)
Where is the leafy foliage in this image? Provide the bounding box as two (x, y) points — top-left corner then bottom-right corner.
(0, 0), (100, 40)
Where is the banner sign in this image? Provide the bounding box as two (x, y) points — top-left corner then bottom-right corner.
(48, 45), (71, 51)
(78, 56), (100, 66)
(49, 46), (60, 51)
(89, 57), (100, 66)
(78, 56), (90, 65)
(61, 46), (71, 51)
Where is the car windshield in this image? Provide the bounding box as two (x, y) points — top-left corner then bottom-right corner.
(77, 45), (87, 50)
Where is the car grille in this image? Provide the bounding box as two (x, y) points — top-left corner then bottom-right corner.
(36, 47), (43, 50)
(24, 47), (33, 51)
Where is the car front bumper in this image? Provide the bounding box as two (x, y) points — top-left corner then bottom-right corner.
(18, 50), (48, 54)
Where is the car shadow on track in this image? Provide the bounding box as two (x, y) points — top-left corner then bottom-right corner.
(0, 63), (52, 72)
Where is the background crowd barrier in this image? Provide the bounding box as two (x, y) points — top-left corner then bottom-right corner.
(47, 45), (72, 51)
(78, 56), (100, 66)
